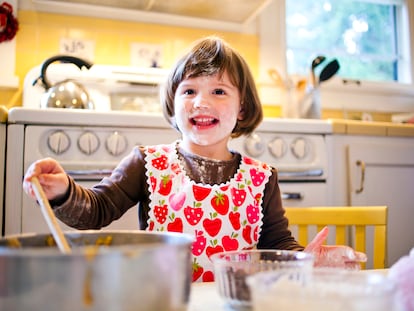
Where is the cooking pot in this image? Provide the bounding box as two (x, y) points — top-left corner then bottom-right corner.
(34, 55), (94, 109)
(0, 230), (193, 311)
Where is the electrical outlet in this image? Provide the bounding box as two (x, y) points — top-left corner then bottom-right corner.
(130, 43), (163, 68)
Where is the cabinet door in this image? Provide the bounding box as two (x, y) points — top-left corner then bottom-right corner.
(348, 141), (414, 267)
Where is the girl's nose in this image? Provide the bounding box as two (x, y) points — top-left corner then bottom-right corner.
(193, 94), (210, 109)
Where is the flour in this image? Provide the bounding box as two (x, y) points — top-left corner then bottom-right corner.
(249, 270), (398, 311)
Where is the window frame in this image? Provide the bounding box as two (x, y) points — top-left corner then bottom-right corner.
(258, 0), (414, 114)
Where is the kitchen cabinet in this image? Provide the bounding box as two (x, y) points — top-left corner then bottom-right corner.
(27, 0), (271, 32)
(326, 133), (414, 268)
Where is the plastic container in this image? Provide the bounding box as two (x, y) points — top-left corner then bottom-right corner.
(247, 268), (398, 311)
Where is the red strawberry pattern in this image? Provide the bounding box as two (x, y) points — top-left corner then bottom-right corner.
(153, 200), (168, 224)
(184, 202), (204, 225)
(158, 174), (173, 196)
(144, 143), (271, 283)
(250, 168), (266, 186)
(192, 258), (204, 282)
(192, 230), (207, 256)
(211, 191), (229, 215)
(151, 154), (168, 170)
(246, 203), (260, 224)
(231, 185), (247, 206)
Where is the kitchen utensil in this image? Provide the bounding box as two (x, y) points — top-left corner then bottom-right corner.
(211, 249), (314, 310)
(33, 55), (94, 109)
(310, 55), (326, 86)
(31, 176), (71, 254)
(318, 58), (340, 85)
(0, 230), (193, 311)
(300, 58), (340, 118)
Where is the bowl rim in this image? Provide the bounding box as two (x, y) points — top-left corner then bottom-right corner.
(0, 230), (194, 257)
(210, 249), (314, 263)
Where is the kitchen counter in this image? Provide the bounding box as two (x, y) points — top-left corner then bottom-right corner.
(328, 118), (414, 137)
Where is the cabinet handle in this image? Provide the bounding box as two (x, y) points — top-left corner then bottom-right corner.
(355, 160), (365, 193)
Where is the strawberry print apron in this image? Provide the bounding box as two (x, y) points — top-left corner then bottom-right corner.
(144, 142), (271, 282)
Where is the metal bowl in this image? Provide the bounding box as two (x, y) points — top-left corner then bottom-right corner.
(0, 230), (193, 311)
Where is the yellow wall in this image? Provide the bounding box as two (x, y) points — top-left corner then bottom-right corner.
(1, 10), (259, 108)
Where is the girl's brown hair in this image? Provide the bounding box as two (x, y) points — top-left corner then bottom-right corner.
(161, 36), (263, 138)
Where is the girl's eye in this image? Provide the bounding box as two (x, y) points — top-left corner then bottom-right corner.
(214, 89), (225, 95)
(184, 89), (195, 95)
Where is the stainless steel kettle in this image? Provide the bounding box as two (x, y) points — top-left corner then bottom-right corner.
(33, 55), (94, 109)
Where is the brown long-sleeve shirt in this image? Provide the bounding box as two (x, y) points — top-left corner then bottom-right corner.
(52, 144), (303, 251)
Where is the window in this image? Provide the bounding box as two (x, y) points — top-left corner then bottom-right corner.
(285, 0), (409, 83)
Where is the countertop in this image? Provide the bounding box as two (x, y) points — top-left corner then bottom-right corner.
(328, 118), (414, 137)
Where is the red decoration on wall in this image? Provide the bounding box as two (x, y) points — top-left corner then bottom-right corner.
(0, 2), (18, 43)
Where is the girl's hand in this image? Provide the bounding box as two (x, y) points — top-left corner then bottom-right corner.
(23, 157), (69, 201)
(304, 226), (367, 270)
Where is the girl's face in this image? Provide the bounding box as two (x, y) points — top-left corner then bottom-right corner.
(173, 71), (242, 155)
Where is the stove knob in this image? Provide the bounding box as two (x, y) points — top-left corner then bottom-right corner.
(47, 130), (70, 155)
(78, 131), (100, 155)
(291, 137), (308, 159)
(106, 131), (127, 156)
(244, 133), (265, 157)
(268, 137), (287, 158)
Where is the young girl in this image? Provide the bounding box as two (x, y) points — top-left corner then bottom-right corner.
(23, 36), (366, 282)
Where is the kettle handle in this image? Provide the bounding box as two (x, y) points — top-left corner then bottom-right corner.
(35, 55), (93, 89)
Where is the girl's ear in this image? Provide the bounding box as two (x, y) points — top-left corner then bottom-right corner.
(238, 105), (245, 120)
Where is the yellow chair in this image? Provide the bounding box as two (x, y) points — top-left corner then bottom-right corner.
(284, 206), (388, 269)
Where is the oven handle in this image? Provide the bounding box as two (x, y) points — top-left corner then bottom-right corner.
(281, 192), (303, 200)
(278, 169), (323, 178)
(66, 169), (113, 180)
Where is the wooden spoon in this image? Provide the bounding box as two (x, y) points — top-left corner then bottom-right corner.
(31, 177), (72, 254)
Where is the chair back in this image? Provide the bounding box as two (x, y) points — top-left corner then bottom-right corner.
(284, 206), (388, 269)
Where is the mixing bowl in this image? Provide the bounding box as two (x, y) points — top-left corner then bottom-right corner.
(211, 249), (314, 310)
(0, 230), (193, 311)
(247, 267), (398, 311)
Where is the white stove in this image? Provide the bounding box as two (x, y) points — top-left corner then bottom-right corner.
(4, 61), (333, 236)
